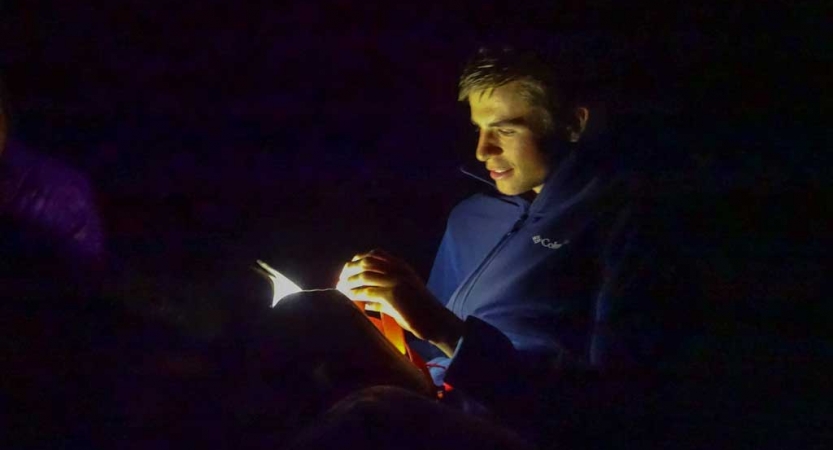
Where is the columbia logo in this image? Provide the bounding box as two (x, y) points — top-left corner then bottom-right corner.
(532, 235), (570, 250)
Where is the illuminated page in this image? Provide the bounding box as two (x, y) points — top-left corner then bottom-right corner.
(256, 260), (302, 307)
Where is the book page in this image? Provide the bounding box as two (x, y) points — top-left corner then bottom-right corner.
(256, 260), (302, 306)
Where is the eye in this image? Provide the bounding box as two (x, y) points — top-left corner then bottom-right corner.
(497, 129), (516, 137)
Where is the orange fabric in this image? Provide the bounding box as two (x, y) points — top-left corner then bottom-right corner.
(365, 312), (437, 393)
(381, 313), (406, 355)
(366, 315), (384, 336)
(365, 314), (406, 355)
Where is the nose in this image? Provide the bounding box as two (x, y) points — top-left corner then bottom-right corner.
(475, 130), (501, 162)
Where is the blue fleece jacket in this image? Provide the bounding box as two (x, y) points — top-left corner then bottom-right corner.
(423, 148), (681, 403)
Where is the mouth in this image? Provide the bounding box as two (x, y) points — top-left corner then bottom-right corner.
(488, 167), (513, 180)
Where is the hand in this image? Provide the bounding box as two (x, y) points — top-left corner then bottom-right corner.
(336, 249), (464, 357)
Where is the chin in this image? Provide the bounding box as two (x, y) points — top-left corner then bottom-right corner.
(496, 184), (524, 196)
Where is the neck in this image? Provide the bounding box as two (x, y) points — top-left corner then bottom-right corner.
(520, 189), (538, 202)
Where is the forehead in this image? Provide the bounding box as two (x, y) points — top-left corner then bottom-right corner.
(468, 82), (534, 121)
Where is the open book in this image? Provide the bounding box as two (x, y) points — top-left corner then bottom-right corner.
(255, 260), (304, 306)
(254, 259), (411, 357)
(254, 260), (436, 394)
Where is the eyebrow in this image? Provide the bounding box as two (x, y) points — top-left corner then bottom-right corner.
(471, 116), (530, 128)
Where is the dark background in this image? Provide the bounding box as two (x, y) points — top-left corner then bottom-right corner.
(1, 2), (830, 448)
(1, 2), (828, 337)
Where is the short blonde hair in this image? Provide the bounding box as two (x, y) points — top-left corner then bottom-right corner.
(458, 47), (575, 139)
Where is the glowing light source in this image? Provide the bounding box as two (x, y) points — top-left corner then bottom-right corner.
(256, 260), (302, 306)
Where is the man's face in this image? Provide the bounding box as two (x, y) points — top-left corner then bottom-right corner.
(468, 82), (550, 196)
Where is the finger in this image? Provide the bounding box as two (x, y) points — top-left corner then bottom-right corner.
(352, 249), (394, 260)
(357, 299), (409, 331)
(363, 302), (383, 313)
(356, 298), (398, 319)
(346, 271), (397, 288)
(351, 300), (368, 311)
(339, 264), (383, 282)
(339, 255), (391, 280)
(336, 276), (364, 292)
(350, 290), (402, 318)
(256, 260), (280, 277)
(364, 250), (413, 276)
(367, 248), (395, 261)
(360, 300), (398, 321)
(346, 286), (392, 303)
(337, 279), (368, 293)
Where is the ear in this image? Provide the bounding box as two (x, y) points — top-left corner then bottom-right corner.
(567, 107), (590, 143)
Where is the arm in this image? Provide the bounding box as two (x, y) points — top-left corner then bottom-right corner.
(337, 249), (465, 358)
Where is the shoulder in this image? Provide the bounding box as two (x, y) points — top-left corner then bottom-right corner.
(3, 142), (93, 201)
(448, 192), (521, 223)
(1, 143), (101, 240)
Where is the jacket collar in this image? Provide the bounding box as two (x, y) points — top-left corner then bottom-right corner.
(530, 147), (607, 217)
(460, 142), (611, 216)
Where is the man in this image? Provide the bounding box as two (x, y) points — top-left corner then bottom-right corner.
(336, 47), (689, 422)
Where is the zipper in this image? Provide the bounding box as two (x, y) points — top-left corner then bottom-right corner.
(449, 208), (530, 316)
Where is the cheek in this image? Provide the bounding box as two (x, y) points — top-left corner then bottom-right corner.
(517, 141), (549, 174)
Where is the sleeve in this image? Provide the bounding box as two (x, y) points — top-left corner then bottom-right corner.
(438, 202), (699, 442)
(589, 202), (701, 370)
(410, 224), (465, 363)
(442, 316), (522, 391)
